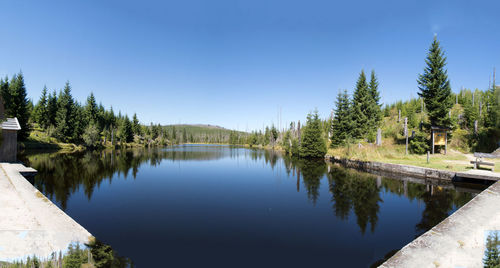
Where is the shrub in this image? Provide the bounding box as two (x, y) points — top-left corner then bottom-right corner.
(82, 124), (100, 148)
(409, 132), (429, 154)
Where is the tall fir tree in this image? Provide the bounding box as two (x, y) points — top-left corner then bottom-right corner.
(72, 102), (86, 142)
(8, 73), (31, 140)
(0, 76), (10, 115)
(330, 90), (353, 147)
(352, 70), (370, 139)
(484, 232), (500, 268)
(367, 70), (382, 135)
(417, 37), (453, 129)
(47, 90), (58, 127)
(300, 110), (327, 158)
(120, 116), (134, 143)
(33, 86), (49, 128)
(85, 92), (98, 124)
(132, 113), (141, 135)
(484, 72), (498, 128)
(55, 82), (76, 142)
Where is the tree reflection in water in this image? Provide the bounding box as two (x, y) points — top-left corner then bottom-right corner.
(21, 146), (477, 237)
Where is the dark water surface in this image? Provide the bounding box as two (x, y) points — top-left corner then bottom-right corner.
(20, 145), (484, 267)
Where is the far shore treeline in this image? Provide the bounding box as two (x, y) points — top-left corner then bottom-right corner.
(1, 37), (499, 158)
(0, 76), (249, 148)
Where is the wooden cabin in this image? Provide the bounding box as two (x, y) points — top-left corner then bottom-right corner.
(0, 96), (21, 162)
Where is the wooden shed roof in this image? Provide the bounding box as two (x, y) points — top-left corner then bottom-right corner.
(1, 117), (21, 131)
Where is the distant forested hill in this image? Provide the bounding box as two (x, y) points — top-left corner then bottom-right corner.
(156, 124), (248, 144)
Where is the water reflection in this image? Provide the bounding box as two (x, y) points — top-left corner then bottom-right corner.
(21, 146), (482, 237)
(328, 166), (382, 234)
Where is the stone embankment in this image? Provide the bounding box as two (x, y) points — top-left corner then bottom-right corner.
(0, 163), (92, 262)
(325, 155), (500, 267)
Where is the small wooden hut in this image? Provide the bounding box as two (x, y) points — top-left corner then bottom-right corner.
(0, 96), (21, 162)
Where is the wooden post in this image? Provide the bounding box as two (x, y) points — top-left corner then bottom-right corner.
(376, 128), (382, 146)
(445, 131), (447, 155)
(432, 129), (435, 154)
(404, 117), (408, 155)
(427, 151), (430, 163)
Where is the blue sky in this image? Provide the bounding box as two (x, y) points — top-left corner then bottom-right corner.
(0, 0), (499, 131)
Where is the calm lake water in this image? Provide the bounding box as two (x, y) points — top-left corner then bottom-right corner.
(20, 145), (485, 267)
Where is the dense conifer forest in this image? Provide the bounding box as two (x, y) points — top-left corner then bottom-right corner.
(1, 37), (498, 158)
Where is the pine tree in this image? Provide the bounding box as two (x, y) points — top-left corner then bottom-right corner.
(0, 76), (10, 115)
(172, 126), (177, 141)
(55, 82), (76, 142)
(417, 37), (453, 129)
(85, 92), (98, 124)
(300, 110), (327, 158)
(352, 70), (371, 139)
(331, 90), (353, 147)
(484, 232), (500, 268)
(47, 90), (58, 127)
(72, 102), (86, 142)
(33, 86), (49, 128)
(484, 74), (498, 128)
(120, 116), (133, 143)
(8, 72), (31, 140)
(132, 113), (141, 135)
(182, 128), (188, 143)
(368, 70), (382, 135)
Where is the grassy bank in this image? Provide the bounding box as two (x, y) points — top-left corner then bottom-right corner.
(327, 139), (500, 172)
(21, 129), (84, 152)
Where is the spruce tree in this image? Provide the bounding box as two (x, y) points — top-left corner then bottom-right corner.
(484, 232), (500, 268)
(33, 86), (49, 128)
(417, 37), (453, 129)
(47, 90), (58, 127)
(352, 70), (370, 139)
(484, 80), (498, 128)
(182, 128), (188, 143)
(300, 110), (327, 158)
(85, 92), (98, 124)
(72, 102), (86, 142)
(120, 116), (133, 143)
(8, 73), (31, 140)
(55, 82), (76, 142)
(132, 113), (141, 135)
(368, 70), (382, 134)
(0, 76), (10, 114)
(331, 90), (352, 147)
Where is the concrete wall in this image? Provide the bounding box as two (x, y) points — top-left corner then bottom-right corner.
(381, 180), (500, 267)
(0, 163), (92, 261)
(325, 155), (456, 180)
(0, 130), (17, 162)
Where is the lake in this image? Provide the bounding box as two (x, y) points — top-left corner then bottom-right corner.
(19, 145), (485, 267)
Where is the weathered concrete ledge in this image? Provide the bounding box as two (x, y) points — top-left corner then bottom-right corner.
(380, 179), (500, 267)
(325, 155), (500, 267)
(0, 163), (92, 262)
(326, 155), (456, 180)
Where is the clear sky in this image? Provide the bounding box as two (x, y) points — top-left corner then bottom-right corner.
(0, 0), (499, 131)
